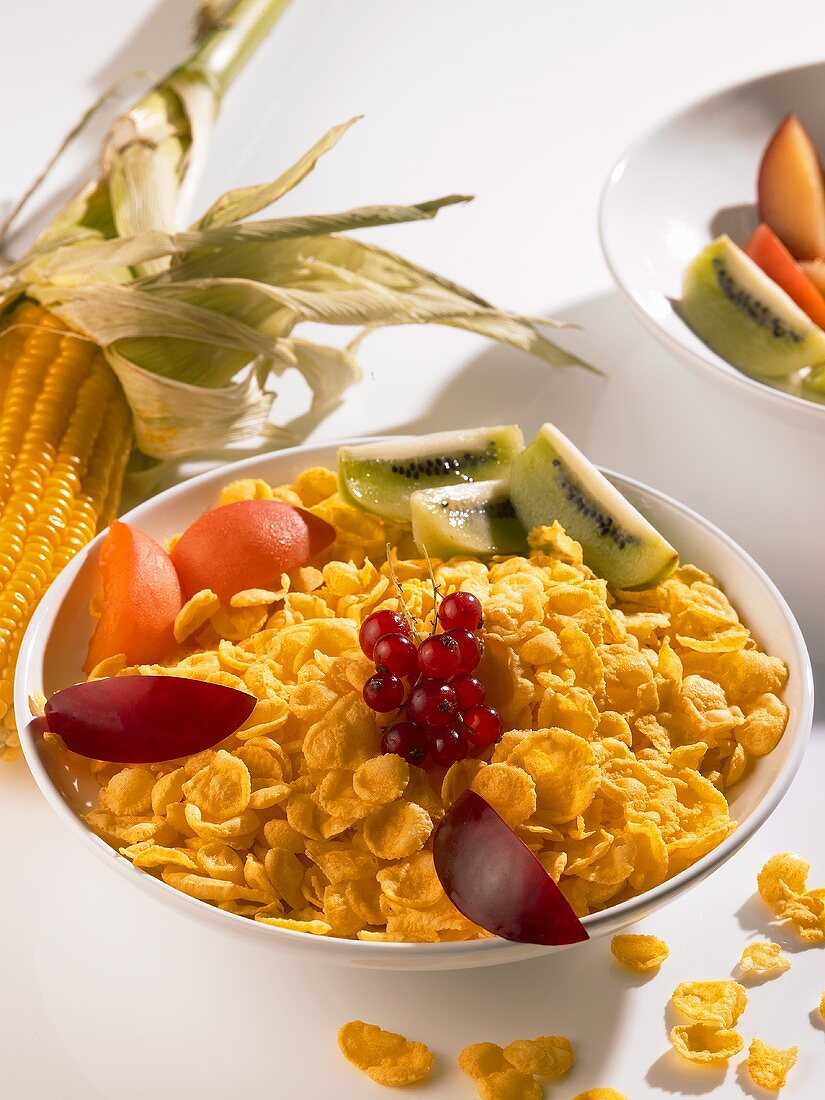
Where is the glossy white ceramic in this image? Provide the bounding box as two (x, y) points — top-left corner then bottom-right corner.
(16, 439), (813, 969)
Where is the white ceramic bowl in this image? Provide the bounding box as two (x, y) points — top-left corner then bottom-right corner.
(600, 61), (825, 664)
(16, 439), (813, 969)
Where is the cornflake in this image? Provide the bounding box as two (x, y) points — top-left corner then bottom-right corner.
(76, 467), (790, 942)
(458, 1043), (511, 1079)
(671, 980), (747, 1028)
(738, 941), (791, 980)
(669, 1023), (744, 1064)
(610, 933), (669, 973)
(337, 1020), (433, 1086)
(571, 1092), (630, 1100)
(747, 1039), (798, 1090)
(756, 853), (825, 944)
(477, 1070), (542, 1100)
(502, 1035), (574, 1078)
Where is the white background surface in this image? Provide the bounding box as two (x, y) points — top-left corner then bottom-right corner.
(2, 2), (824, 1097)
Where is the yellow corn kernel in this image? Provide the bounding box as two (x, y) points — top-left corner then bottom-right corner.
(0, 303), (132, 755)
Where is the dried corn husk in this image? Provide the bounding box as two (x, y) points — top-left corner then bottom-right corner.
(1, 0), (593, 468)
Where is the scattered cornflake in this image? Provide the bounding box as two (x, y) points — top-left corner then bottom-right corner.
(458, 1042), (511, 1079)
(337, 1021), (433, 1087)
(746, 1038), (798, 1091)
(820, 991), (825, 1019)
(502, 1035), (574, 1079)
(738, 941), (791, 981)
(571, 1091), (630, 1100)
(669, 1023), (744, 1064)
(756, 853), (825, 944)
(477, 1068), (542, 1100)
(671, 980), (747, 1028)
(757, 853), (810, 906)
(610, 933), (669, 973)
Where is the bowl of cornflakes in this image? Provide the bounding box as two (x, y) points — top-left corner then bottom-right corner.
(16, 425), (813, 969)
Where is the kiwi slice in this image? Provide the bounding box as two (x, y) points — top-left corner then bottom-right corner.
(338, 425), (524, 524)
(410, 479), (527, 559)
(510, 424), (678, 589)
(681, 234), (825, 377)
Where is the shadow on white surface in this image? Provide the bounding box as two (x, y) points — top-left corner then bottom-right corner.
(646, 1050), (728, 1096)
(1, 2), (190, 258)
(27, 843), (633, 1097)
(733, 895), (814, 956)
(89, 0), (190, 89)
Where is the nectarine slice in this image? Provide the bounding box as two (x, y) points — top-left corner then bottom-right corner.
(758, 112), (825, 260)
(170, 500), (335, 601)
(745, 223), (825, 328)
(801, 259), (825, 296)
(84, 520), (184, 673)
(433, 790), (588, 945)
(45, 676), (256, 763)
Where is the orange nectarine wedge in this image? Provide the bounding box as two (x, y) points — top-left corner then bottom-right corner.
(801, 258), (825, 296)
(758, 112), (825, 260)
(84, 520), (184, 673)
(745, 223), (825, 328)
(170, 500), (336, 601)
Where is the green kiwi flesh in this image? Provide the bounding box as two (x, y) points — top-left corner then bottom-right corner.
(410, 479), (527, 559)
(509, 423), (678, 589)
(338, 425), (524, 524)
(681, 235), (825, 377)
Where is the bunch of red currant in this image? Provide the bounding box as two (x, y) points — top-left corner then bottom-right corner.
(360, 591), (503, 768)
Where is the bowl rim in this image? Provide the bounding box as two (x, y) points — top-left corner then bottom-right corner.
(16, 435), (814, 958)
(598, 59), (825, 423)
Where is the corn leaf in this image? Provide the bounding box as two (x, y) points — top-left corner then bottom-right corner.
(106, 345), (283, 459)
(287, 337), (361, 411)
(196, 116), (361, 228)
(31, 282), (284, 359)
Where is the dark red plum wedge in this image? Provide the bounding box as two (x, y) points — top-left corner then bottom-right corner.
(433, 790), (588, 946)
(44, 676), (257, 764)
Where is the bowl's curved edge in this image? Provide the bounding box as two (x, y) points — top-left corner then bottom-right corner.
(598, 60), (825, 427)
(14, 440), (815, 967)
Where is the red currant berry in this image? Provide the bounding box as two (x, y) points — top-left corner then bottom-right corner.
(446, 627), (482, 675)
(418, 633), (461, 679)
(430, 725), (469, 767)
(363, 672), (405, 713)
(373, 633), (419, 678)
(453, 674), (485, 708)
(381, 721), (428, 766)
(438, 591), (483, 631)
(407, 678), (458, 728)
(359, 610), (410, 659)
(462, 704), (502, 747)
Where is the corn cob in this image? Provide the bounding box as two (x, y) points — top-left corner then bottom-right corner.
(0, 302), (132, 759)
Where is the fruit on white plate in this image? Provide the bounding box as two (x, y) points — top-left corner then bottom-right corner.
(801, 258), (825, 295)
(681, 235), (825, 376)
(410, 479), (527, 559)
(758, 112), (825, 261)
(338, 425), (524, 524)
(745, 223), (825, 328)
(509, 423), (678, 589)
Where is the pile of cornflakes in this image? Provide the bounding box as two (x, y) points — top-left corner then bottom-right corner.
(78, 467), (790, 942)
